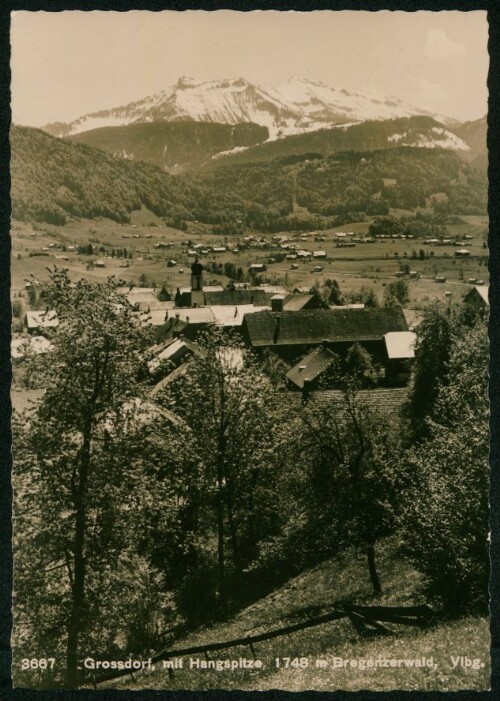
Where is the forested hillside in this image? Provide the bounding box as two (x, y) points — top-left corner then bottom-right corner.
(294, 148), (487, 216)
(11, 126), (487, 232)
(10, 126), (246, 227)
(68, 121), (268, 171)
(202, 116), (469, 169)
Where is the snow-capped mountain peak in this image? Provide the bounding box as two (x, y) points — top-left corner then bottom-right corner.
(43, 76), (457, 141)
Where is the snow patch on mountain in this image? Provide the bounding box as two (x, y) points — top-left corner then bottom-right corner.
(388, 126), (469, 150)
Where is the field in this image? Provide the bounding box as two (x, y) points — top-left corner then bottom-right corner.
(10, 211), (489, 308)
(99, 537), (490, 692)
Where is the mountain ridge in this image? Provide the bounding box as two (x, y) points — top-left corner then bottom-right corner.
(42, 76), (458, 141)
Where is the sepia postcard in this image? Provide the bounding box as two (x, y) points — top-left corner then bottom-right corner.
(7, 8), (492, 692)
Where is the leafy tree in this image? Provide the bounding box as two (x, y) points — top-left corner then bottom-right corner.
(156, 327), (285, 618)
(344, 343), (380, 387)
(27, 283), (38, 308)
(12, 299), (23, 318)
(406, 302), (453, 440)
(296, 385), (400, 594)
(261, 349), (289, 389)
(12, 269), (156, 687)
(399, 319), (489, 612)
(384, 279), (410, 306)
(157, 284), (172, 302)
(328, 279), (344, 306)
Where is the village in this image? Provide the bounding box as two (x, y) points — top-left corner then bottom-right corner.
(12, 216), (488, 418)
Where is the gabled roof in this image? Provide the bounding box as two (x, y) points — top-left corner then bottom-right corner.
(403, 309), (424, 330)
(465, 285), (489, 306)
(167, 308), (216, 324)
(25, 310), (59, 329)
(11, 335), (53, 358)
(243, 307), (408, 347)
(140, 308), (174, 327)
(150, 362), (192, 396)
(210, 305), (269, 327)
(384, 331), (416, 360)
(148, 337), (201, 374)
(286, 346), (337, 389)
(282, 294), (314, 311)
(122, 287), (173, 310)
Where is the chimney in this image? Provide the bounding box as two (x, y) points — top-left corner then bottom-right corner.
(273, 315), (281, 345)
(271, 294), (285, 313)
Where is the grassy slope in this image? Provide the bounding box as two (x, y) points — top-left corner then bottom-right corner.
(104, 538), (490, 692)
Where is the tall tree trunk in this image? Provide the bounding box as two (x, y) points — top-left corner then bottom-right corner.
(66, 494), (86, 687)
(225, 485), (243, 588)
(367, 543), (382, 595)
(216, 468), (227, 616)
(66, 427), (91, 687)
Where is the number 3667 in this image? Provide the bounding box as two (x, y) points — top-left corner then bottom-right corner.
(21, 658), (55, 670)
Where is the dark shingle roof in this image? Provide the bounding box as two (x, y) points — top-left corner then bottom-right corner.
(288, 387), (408, 417)
(244, 307), (408, 347)
(204, 289), (272, 307)
(286, 346), (337, 389)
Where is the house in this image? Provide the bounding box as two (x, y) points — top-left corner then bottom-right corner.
(158, 307), (216, 341)
(204, 289), (273, 307)
(148, 337), (201, 378)
(139, 306), (175, 327)
(12, 335), (53, 359)
(248, 263), (267, 273)
(383, 331), (416, 384)
(210, 305), (269, 329)
(118, 287), (173, 312)
(285, 346), (337, 390)
(242, 307), (408, 363)
(25, 310), (59, 335)
(463, 285), (489, 313)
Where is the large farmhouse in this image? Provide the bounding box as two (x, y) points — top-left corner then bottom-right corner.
(241, 307), (408, 363)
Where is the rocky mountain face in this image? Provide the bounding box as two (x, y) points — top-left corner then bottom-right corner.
(43, 76), (457, 141)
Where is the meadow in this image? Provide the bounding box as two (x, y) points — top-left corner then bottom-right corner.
(100, 537), (490, 693)
(11, 209), (489, 308)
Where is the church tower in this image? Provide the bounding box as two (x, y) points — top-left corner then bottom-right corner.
(190, 257), (205, 307)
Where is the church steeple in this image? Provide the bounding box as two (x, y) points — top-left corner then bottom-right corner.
(190, 257), (204, 307)
(191, 257), (204, 291)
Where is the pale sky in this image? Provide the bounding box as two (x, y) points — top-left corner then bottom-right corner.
(10, 10), (489, 127)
